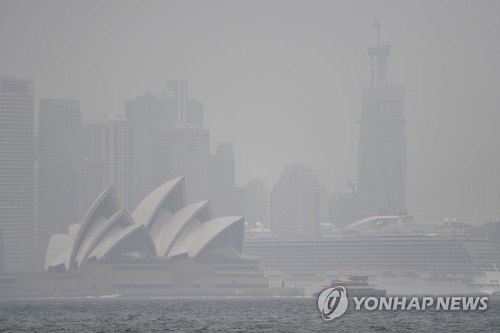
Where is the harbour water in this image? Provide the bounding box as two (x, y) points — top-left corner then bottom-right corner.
(0, 296), (499, 332)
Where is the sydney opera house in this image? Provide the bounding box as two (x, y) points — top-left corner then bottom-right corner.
(2, 177), (279, 297)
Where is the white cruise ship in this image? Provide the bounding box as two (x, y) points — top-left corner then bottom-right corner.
(243, 216), (500, 296)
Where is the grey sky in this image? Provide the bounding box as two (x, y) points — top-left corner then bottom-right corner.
(1, 0), (499, 224)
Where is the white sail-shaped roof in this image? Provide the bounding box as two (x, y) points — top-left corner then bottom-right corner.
(91, 224), (157, 260)
(166, 226), (199, 259)
(69, 187), (121, 268)
(47, 186), (160, 271)
(132, 177), (185, 230)
(188, 216), (245, 258)
(44, 177), (247, 272)
(156, 200), (211, 257)
(45, 234), (74, 271)
(68, 224), (81, 238)
(80, 209), (134, 266)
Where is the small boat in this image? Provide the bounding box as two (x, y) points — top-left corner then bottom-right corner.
(314, 275), (386, 298)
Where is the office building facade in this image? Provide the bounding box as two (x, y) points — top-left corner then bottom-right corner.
(270, 165), (329, 239)
(125, 80), (204, 205)
(38, 98), (81, 261)
(0, 77), (35, 272)
(244, 179), (269, 230)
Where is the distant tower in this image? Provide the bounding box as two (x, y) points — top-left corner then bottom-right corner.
(209, 143), (237, 216)
(244, 179), (269, 230)
(92, 115), (134, 210)
(357, 18), (406, 217)
(125, 80), (204, 205)
(167, 80), (203, 129)
(38, 98), (81, 261)
(271, 166), (329, 239)
(155, 124), (209, 205)
(0, 77), (35, 272)
(80, 132), (104, 217)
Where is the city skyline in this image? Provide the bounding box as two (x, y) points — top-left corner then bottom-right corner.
(1, 1), (499, 224)
(2, 3), (500, 331)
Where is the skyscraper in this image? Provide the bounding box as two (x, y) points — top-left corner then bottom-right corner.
(357, 21), (406, 218)
(270, 165), (329, 239)
(81, 115), (133, 211)
(38, 99), (81, 262)
(80, 123), (104, 216)
(125, 80), (204, 205)
(244, 179), (269, 230)
(167, 80), (203, 129)
(93, 115), (134, 210)
(0, 77), (35, 272)
(155, 124), (209, 204)
(209, 143), (238, 217)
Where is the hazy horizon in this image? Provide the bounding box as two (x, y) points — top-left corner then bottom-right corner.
(1, 0), (499, 224)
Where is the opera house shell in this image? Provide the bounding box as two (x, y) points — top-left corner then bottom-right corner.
(45, 177), (245, 272)
(0, 177), (279, 297)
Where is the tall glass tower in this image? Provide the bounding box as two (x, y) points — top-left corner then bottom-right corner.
(357, 20), (406, 218)
(38, 98), (81, 265)
(0, 77), (35, 272)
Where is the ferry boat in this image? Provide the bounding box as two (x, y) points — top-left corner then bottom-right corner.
(314, 275), (386, 298)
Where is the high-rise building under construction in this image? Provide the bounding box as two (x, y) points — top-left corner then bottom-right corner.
(357, 19), (406, 218)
